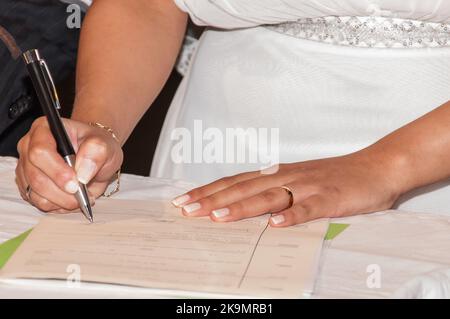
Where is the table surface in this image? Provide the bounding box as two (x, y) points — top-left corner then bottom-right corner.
(0, 156), (449, 299)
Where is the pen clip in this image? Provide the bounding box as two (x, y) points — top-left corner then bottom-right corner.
(39, 60), (61, 110)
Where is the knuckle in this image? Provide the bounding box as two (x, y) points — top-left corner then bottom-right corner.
(199, 197), (213, 209)
(323, 185), (341, 196)
(295, 198), (321, 219)
(296, 202), (313, 214)
(28, 170), (45, 191)
(231, 181), (251, 194)
(28, 144), (48, 164)
(261, 189), (279, 204)
(15, 163), (21, 176)
(31, 117), (46, 129)
(60, 199), (79, 211)
(87, 137), (108, 154)
(229, 201), (244, 215)
(35, 198), (54, 212)
(55, 170), (73, 184)
(205, 193), (223, 208)
(188, 187), (203, 199)
(303, 186), (320, 198)
(36, 116), (46, 123)
(218, 175), (236, 188)
(17, 136), (27, 154)
(285, 207), (303, 225)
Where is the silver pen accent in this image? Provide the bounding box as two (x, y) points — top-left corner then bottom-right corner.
(64, 155), (94, 223)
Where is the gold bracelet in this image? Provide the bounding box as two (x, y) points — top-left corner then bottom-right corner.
(89, 122), (120, 143)
(89, 122), (121, 197)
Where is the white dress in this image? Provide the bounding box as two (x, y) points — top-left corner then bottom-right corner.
(151, 0), (450, 214)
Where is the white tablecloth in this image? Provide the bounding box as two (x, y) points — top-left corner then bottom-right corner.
(0, 156), (449, 298)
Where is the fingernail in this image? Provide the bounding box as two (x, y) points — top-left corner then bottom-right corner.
(76, 159), (97, 184)
(183, 202), (201, 214)
(212, 208), (230, 219)
(64, 180), (79, 194)
(271, 215), (285, 225)
(172, 194), (190, 207)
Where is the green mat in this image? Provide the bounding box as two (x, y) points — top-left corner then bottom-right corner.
(0, 229), (33, 269)
(0, 223), (349, 270)
(324, 223), (350, 240)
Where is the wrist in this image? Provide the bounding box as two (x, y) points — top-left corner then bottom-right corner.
(71, 103), (125, 144)
(359, 144), (416, 197)
(88, 122), (121, 146)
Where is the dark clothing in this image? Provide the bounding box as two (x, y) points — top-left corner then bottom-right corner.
(0, 0), (80, 157)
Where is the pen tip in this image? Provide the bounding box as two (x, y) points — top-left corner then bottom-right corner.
(80, 203), (94, 224)
(77, 183), (94, 224)
(87, 208), (94, 223)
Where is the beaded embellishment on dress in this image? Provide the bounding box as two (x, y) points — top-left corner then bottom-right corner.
(266, 16), (450, 48)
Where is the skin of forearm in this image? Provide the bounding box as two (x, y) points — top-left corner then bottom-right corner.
(364, 100), (450, 196)
(71, 0), (187, 144)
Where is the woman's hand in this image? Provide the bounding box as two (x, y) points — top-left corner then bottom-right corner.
(14, 0), (186, 213)
(172, 151), (403, 227)
(16, 117), (123, 212)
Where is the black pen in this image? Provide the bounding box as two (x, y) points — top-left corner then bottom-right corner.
(23, 49), (94, 223)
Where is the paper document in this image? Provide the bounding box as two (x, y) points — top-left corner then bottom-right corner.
(0, 199), (328, 298)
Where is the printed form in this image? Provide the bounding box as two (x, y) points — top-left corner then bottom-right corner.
(0, 199), (328, 298)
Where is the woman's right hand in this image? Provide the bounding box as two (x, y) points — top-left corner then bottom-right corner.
(16, 117), (123, 212)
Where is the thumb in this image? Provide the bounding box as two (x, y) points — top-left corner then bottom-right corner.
(75, 136), (112, 185)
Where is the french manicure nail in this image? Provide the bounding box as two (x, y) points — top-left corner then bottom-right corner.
(76, 159), (97, 184)
(212, 208), (230, 219)
(64, 180), (79, 194)
(271, 215), (285, 225)
(183, 202), (201, 214)
(171, 194), (190, 207)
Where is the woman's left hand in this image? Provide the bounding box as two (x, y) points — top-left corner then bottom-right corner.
(172, 151), (403, 227)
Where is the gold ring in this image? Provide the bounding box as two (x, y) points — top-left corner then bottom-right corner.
(280, 185), (294, 209)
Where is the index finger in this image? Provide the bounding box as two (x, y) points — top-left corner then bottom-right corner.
(27, 124), (79, 194)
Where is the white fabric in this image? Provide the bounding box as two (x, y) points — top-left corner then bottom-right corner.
(393, 269), (450, 299)
(173, 0), (450, 28)
(59, 0), (91, 11)
(1, 157), (449, 298)
(152, 1), (450, 214)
